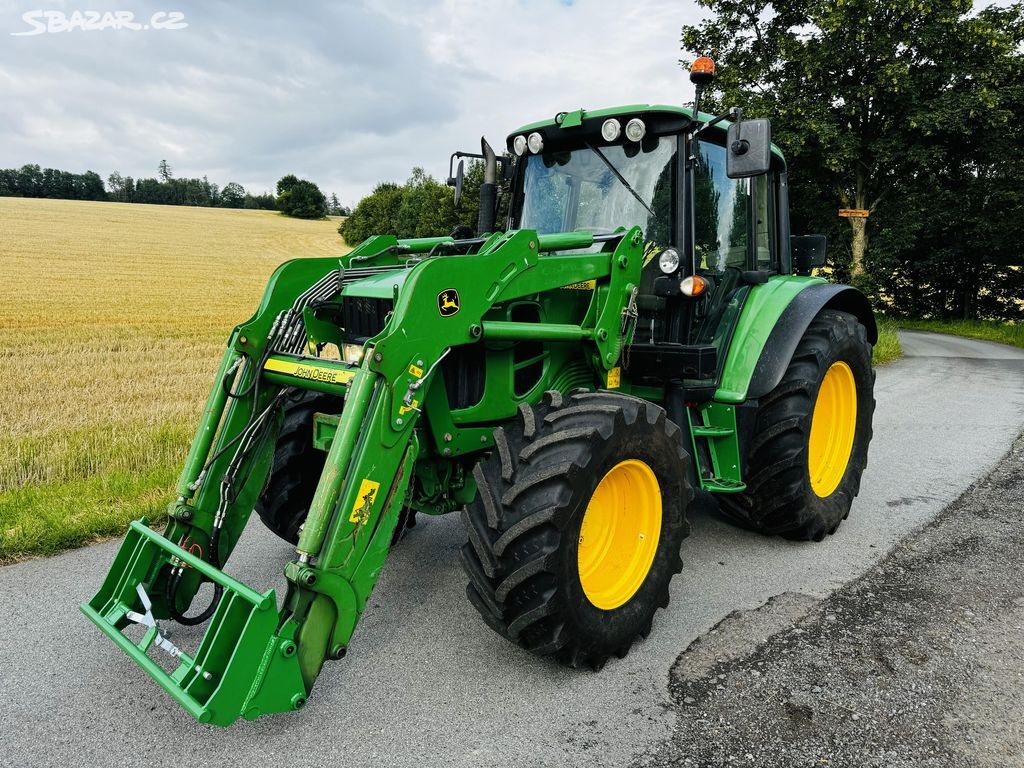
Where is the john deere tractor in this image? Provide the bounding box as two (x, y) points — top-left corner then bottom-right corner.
(83, 59), (875, 725)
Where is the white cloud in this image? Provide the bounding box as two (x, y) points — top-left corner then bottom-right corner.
(0, 0), (708, 204)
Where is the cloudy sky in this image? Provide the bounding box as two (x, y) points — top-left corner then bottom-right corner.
(0, 0), (709, 206)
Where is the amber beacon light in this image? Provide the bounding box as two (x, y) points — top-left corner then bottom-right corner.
(689, 56), (716, 85)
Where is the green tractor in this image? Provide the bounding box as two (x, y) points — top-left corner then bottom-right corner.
(83, 59), (875, 725)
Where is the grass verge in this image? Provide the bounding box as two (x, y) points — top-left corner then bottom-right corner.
(898, 318), (1024, 350)
(872, 317), (903, 366)
(0, 466), (176, 564)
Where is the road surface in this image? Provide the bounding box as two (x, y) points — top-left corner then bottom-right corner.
(2, 330), (1023, 767)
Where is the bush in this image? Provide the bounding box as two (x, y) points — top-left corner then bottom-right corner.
(276, 175), (327, 219)
(339, 181), (406, 244)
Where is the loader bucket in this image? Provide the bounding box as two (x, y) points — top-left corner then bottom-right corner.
(81, 519), (306, 726)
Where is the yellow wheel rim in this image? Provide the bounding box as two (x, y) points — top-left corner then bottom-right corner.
(577, 459), (662, 610)
(808, 361), (858, 498)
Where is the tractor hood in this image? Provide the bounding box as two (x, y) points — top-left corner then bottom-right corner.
(339, 266), (413, 300)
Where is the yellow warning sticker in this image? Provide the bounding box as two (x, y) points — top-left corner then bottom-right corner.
(399, 398), (419, 416)
(263, 358), (355, 385)
(607, 367), (621, 389)
(408, 363), (424, 378)
(349, 479), (380, 525)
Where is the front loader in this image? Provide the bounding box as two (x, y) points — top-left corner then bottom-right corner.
(83, 59), (877, 725)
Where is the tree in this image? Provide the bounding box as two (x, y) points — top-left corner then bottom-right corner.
(108, 171), (125, 201)
(220, 182), (246, 208)
(158, 159), (173, 183)
(276, 175), (328, 219)
(681, 0), (1024, 309)
(79, 171), (106, 201)
(339, 181), (406, 244)
(328, 192), (343, 216)
(276, 174), (300, 196)
(394, 167), (456, 238)
(243, 192), (277, 210)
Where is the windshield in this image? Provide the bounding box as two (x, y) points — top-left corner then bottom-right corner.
(516, 136), (677, 247)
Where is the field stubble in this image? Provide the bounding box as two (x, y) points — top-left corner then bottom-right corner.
(0, 197), (348, 559)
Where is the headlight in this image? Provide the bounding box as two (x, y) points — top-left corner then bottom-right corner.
(527, 132), (544, 154)
(601, 119), (621, 142)
(658, 247), (680, 274)
(341, 343), (364, 365)
(513, 135), (527, 156)
(625, 118), (646, 142)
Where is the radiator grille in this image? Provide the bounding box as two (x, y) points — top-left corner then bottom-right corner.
(340, 297), (393, 341)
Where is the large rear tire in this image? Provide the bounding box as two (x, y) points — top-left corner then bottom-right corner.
(460, 390), (693, 669)
(719, 309), (875, 541)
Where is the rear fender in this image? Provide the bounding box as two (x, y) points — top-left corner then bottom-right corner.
(715, 279), (876, 403)
(746, 283), (876, 400)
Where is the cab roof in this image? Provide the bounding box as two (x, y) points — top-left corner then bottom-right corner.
(507, 104), (785, 162)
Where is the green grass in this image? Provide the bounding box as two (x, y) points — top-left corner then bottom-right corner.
(872, 317), (903, 366)
(0, 463), (179, 563)
(898, 318), (1024, 350)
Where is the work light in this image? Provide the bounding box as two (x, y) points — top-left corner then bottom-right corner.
(601, 119), (621, 142)
(658, 248), (680, 274)
(527, 132), (544, 154)
(625, 118), (646, 142)
(513, 135), (527, 156)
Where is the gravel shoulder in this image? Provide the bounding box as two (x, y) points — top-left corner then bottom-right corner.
(650, 433), (1024, 768)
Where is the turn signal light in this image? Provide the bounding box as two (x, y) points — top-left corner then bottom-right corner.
(680, 275), (709, 297)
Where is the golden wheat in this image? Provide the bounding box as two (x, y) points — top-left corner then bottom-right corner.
(0, 197), (348, 557)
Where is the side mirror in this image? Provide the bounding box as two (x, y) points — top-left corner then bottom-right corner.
(449, 159), (465, 207)
(726, 118), (771, 179)
(791, 234), (827, 274)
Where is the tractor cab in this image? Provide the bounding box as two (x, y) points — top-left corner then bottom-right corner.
(503, 101), (787, 398)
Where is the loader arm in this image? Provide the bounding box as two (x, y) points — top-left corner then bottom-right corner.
(82, 226), (644, 725)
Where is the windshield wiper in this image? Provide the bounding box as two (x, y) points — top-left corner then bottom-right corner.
(586, 143), (655, 217)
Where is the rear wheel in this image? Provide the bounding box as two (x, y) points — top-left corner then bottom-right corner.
(719, 309), (875, 540)
(460, 390), (692, 668)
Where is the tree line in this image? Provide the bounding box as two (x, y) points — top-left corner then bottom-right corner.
(683, 0), (1023, 321)
(0, 160), (349, 219)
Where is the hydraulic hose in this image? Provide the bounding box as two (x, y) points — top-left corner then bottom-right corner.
(165, 526), (223, 625)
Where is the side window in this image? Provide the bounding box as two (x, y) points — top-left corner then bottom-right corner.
(753, 176), (772, 271)
(694, 141), (753, 273)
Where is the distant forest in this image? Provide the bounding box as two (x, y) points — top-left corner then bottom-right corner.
(0, 160), (348, 216)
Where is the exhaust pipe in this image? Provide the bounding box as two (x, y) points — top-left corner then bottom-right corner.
(476, 137), (498, 235)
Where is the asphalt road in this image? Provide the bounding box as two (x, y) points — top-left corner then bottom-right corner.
(2, 330), (1024, 768)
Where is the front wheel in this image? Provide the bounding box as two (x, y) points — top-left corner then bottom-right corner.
(719, 309), (875, 541)
(460, 390), (693, 669)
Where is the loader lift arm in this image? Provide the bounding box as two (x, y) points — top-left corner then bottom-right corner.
(82, 226), (645, 725)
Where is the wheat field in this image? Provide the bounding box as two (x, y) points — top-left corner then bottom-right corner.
(0, 197), (349, 560)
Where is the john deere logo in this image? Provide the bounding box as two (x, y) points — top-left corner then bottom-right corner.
(437, 289), (460, 317)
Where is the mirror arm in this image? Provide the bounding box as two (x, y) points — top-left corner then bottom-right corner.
(693, 106), (741, 140)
